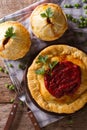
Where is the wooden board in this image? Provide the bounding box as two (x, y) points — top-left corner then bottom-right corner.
(0, 0), (87, 130)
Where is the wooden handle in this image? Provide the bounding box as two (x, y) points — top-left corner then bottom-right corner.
(27, 109), (41, 130)
(4, 102), (18, 130)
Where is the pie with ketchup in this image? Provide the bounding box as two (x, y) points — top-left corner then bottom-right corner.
(27, 45), (87, 114)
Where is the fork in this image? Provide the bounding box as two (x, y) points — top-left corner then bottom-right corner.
(4, 76), (41, 130)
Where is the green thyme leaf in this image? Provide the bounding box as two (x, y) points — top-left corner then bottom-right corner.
(46, 7), (54, 18)
(40, 7), (54, 18)
(36, 55), (48, 64)
(8, 85), (15, 90)
(35, 67), (45, 75)
(40, 13), (47, 18)
(67, 118), (73, 125)
(19, 101), (23, 105)
(8, 63), (13, 68)
(74, 3), (81, 8)
(18, 64), (26, 70)
(4, 69), (9, 74)
(5, 84), (15, 91)
(10, 98), (14, 103)
(66, 14), (73, 20)
(82, 0), (87, 2)
(5, 83), (9, 88)
(0, 66), (4, 72)
(49, 61), (58, 70)
(84, 5), (87, 9)
(64, 4), (73, 8)
(68, 120), (73, 125)
(5, 27), (16, 38)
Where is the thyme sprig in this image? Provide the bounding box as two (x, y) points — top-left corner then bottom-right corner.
(35, 67), (45, 75)
(35, 55), (58, 75)
(49, 61), (58, 70)
(36, 55), (48, 64)
(5, 27), (16, 38)
(40, 7), (54, 18)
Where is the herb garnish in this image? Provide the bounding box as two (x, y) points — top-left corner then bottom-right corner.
(8, 63), (13, 68)
(18, 64), (26, 70)
(74, 3), (81, 8)
(10, 98), (14, 103)
(83, 5), (87, 9)
(35, 61), (58, 75)
(5, 84), (15, 91)
(0, 66), (8, 74)
(66, 13), (87, 28)
(0, 66), (4, 72)
(49, 61), (58, 70)
(67, 116), (73, 126)
(19, 101), (23, 105)
(35, 55), (59, 75)
(40, 7), (54, 18)
(35, 67), (45, 75)
(5, 27), (16, 38)
(36, 55), (48, 64)
(4, 69), (9, 74)
(82, 0), (87, 2)
(64, 4), (73, 8)
(8, 84), (15, 90)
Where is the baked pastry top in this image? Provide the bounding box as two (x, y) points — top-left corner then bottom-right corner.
(0, 21), (31, 60)
(27, 45), (87, 114)
(30, 3), (68, 41)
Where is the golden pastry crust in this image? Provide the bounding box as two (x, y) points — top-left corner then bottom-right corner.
(30, 3), (68, 41)
(27, 45), (87, 114)
(0, 21), (31, 60)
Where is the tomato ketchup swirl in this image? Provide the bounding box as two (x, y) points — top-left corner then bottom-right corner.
(44, 61), (81, 98)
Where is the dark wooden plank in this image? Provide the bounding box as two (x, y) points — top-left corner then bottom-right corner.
(42, 105), (87, 130)
(0, 0), (37, 18)
(0, 0), (87, 130)
(0, 76), (15, 102)
(0, 104), (35, 130)
(0, 104), (87, 130)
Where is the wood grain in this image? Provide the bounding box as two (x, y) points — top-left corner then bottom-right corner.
(0, 0), (87, 130)
(0, 103), (87, 130)
(0, 0), (37, 18)
(0, 104), (35, 130)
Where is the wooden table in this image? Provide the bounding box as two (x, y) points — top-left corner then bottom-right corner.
(0, 0), (87, 130)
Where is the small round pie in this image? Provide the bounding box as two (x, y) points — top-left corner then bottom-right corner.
(30, 3), (68, 41)
(27, 45), (87, 114)
(0, 21), (31, 60)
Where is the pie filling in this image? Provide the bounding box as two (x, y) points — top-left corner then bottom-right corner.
(44, 61), (81, 98)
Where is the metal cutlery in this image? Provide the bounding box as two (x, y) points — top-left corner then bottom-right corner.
(4, 75), (41, 130)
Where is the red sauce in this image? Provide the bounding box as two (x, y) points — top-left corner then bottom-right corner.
(44, 61), (81, 98)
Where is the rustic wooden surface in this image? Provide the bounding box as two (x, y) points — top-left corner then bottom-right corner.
(0, 0), (87, 130)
